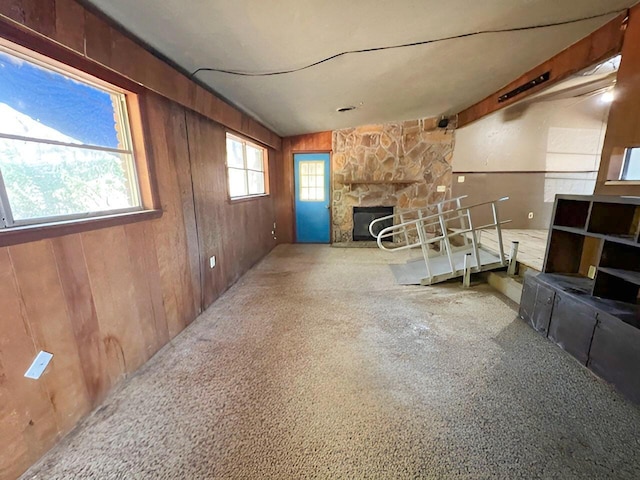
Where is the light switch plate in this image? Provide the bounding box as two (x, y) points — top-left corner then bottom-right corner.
(588, 265), (597, 279)
(436, 185), (446, 193)
(458, 175), (465, 183)
(209, 256), (216, 268)
(25, 351), (53, 379)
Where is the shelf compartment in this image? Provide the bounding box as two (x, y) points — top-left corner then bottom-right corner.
(597, 267), (640, 286)
(587, 202), (640, 238)
(593, 270), (640, 304)
(553, 198), (590, 229)
(545, 230), (601, 276)
(599, 241), (640, 271)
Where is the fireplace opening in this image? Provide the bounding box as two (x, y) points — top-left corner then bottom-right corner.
(353, 206), (394, 241)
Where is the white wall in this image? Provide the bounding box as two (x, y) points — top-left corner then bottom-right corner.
(453, 94), (610, 180)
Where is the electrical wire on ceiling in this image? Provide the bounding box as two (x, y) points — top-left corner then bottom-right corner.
(190, 8), (628, 78)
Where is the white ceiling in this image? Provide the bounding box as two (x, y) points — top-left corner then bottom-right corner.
(84, 0), (637, 136)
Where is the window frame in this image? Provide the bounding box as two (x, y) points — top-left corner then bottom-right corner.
(0, 32), (160, 247)
(225, 132), (269, 201)
(0, 41), (144, 227)
(620, 147), (640, 181)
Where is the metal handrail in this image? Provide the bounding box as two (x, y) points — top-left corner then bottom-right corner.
(375, 197), (509, 248)
(368, 195), (468, 238)
(371, 196), (510, 284)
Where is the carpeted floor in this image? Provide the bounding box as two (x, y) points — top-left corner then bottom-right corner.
(22, 245), (640, 479)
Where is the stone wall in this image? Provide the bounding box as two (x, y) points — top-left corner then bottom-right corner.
(332, 117), (455, 243)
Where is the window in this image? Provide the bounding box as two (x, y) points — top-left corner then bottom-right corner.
(0, 42), (142, 228)
(621, 148), (640, 181)
(225, 133), (268, 198)
(299, 161), (325, 201)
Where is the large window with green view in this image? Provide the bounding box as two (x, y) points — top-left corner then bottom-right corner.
(0, 42), (142, 227)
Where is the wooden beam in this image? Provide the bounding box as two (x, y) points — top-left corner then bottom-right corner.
(596, 3), (640, 195)
(457, 12), (627, 128)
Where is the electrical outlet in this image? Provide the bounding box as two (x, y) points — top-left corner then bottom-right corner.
(528, 212), (534, 219)
(458, 175), (465, 183)
(436, 185), (446, 193)
(209, 256), (216, 269)
(25, 351), (53, 379)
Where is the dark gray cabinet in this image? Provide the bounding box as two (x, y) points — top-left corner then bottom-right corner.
(519, 275), (537, 327)
(518, 195), (640, 404)
(589, 313), (640, 404)
(520, 276), (554, 336)
(548, 294), (597, 365)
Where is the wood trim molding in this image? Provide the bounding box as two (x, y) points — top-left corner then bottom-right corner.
(457, 12), (628, 128)
(0, 209), (163, 247)
(0, 14), (143, 93)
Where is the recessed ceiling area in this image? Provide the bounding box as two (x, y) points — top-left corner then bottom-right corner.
(83, 0), (638, 136)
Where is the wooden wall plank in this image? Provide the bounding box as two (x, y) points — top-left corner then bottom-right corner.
(124, 222), (170, 353)
(457, 13), (627, 127)
(53, 0), (84, 53)
(83, 9), (112, 65)
(0, 248), (57, 480)
(50, 234), (108, 408)
(145, 94), (200, 335)
(8, 241), (91, 436)
(81, 228), (148, 382)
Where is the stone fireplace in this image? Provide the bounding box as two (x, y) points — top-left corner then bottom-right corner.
(332, 117), (455, 243)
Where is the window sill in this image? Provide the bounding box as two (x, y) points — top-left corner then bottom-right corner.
(0, 209), (163, 247)
(605, 180), (640, 186)
(228, 194), (270, 204)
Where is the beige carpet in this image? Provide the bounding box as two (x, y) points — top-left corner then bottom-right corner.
(22, 245), (640, 479)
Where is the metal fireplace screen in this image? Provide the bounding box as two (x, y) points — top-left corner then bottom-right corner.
(353, 206), (394, 241)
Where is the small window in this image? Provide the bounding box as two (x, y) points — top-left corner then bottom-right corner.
(299, 161), (325, 201)
(225, 133), (268, 199)
(0, 42), (142, 227)
(621, 148), (640, 180)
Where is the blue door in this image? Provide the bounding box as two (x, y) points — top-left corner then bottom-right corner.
(294, 153), (330, 243)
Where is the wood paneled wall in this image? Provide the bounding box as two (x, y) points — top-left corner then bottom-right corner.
(596, 4), (640, 195)
(0, 2), (285, 478)
(185, 110), (277, 309)
(279, 132), (333, 243)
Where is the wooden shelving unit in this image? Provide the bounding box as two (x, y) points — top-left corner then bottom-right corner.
(519, 195), (640, 403)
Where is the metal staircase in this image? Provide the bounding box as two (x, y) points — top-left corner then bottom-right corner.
(369, 196), (511, 285)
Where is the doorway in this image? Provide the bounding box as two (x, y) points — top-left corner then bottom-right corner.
(294, 153), (330, 243)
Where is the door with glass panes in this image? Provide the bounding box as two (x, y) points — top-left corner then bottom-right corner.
(294, 153), (330, 243)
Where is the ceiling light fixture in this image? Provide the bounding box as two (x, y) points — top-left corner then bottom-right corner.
(337, 106), (357, 113)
